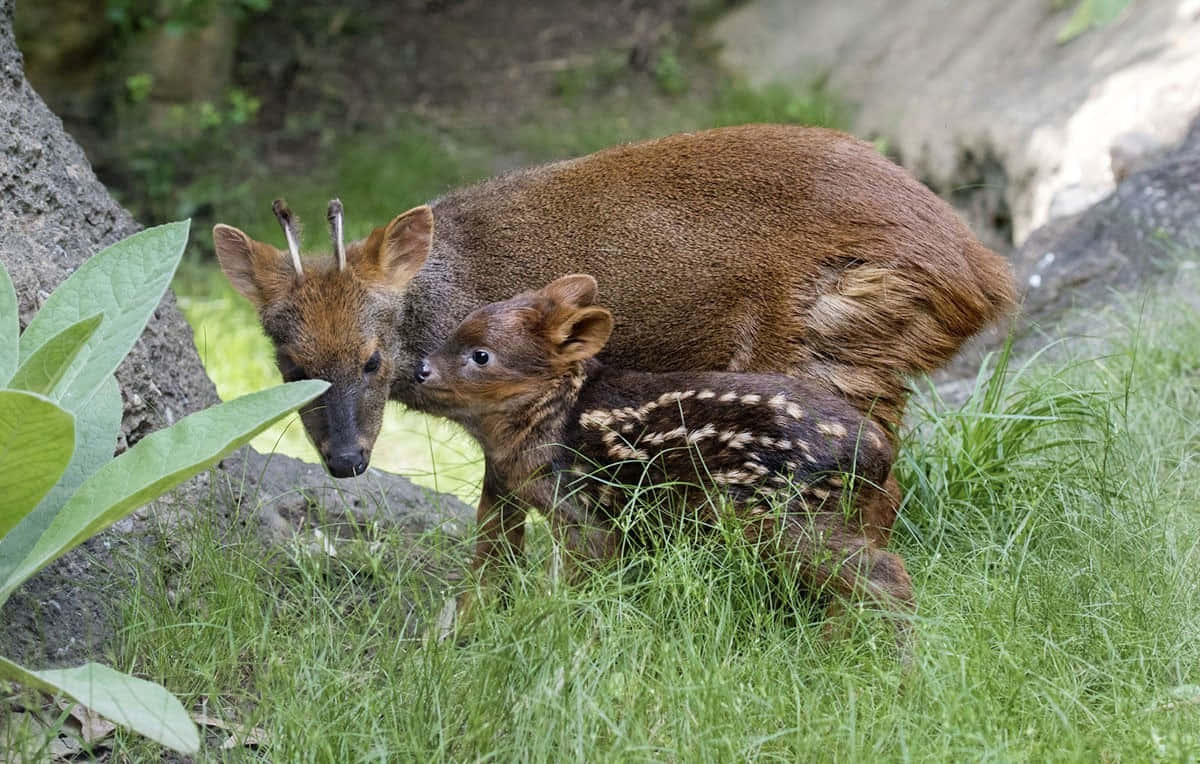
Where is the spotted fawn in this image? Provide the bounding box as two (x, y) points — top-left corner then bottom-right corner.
(416, 274), (915, 637)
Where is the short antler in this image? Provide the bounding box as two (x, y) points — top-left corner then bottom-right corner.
(272, 198), (304, 277)
(327, 198), (346, 272)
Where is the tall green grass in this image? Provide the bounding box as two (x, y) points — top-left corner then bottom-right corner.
(104, 272), (1200, 760)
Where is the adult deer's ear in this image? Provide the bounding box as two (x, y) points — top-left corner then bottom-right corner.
(356, 205), (434, 288)
(548, 306), (613, 364)
(538, 274), (598, 308)
(212, 224), (296, 307)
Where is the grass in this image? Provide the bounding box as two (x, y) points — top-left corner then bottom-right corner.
(94, 266), (1200, 760)
(149, 80), (1200, 759)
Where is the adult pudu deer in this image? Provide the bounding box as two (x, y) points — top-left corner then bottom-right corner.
(415, 274), (914, 636)
(212, 124), (1014, 550)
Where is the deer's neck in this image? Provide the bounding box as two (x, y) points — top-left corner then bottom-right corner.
(477, 364), (590, 502)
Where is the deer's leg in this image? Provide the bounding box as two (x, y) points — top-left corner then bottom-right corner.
(470, 483), (527, 577)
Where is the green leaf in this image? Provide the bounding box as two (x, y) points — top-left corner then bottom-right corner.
(0, 391), (74, 538)
(0, 261), (16, 386)
(0, 656), (199, 754)
(7, 314), (103, 397)
(0, 376), (121, 601)
(17, 221), (190, 412)
(1, 379), (327, 600)
(1057, 0), (1130, 43)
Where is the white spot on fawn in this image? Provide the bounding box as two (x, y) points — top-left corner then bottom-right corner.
(818, 422), (848, 438)
(725, 431), (754, 450)
(718, 392), (738, 403)
(687, 423), (718, 444)
(785, 403), (804, 420)
(580, 410), (614, 429)
(602, 430), (649, 461)
(740, 394), (761, 405)
(697, 389), (716, 400)
(607, 441), (650, 462)
(712, 469), (755, 485)
(656, 390), (696, 406)
(644, 426), (687, 446)
(768, 392), (787, 408)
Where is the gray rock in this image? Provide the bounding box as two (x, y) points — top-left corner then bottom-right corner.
(937, 113), (1200, 386)
(213, 448), (473, 548)
(712, 0), (1200, 247)
(1012, 115), (1200, 324)
(0, 0), (472, 667)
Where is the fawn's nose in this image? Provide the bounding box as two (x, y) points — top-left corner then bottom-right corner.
(416, 359), (433, 383)
(327, 447), (367, 478)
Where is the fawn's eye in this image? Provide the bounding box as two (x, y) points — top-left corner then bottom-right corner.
(363, 350), (381, 374)
(470, 349), (491, 366)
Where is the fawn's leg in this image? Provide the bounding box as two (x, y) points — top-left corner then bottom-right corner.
(437, 462), (527, 640)
(857, 470), (901, 548)
(548, 500), (622, 586)
(743, 504), (914, 646)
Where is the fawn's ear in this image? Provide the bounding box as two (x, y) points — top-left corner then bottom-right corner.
(357, 205), (433, 288)
(547, 305), (613, 364)
(538, 274), (598, 308)
(213, 224), (295, 307)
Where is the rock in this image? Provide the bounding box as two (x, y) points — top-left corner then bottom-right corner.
(712, 0), (1200, 246)
(936, 112), (1200, 387)
(0, 0), (471, 667)
(1012, 114), (1200, 326)
(213, 448), (473, 549)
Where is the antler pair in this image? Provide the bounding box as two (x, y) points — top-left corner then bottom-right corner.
(271, 198), (347, 277)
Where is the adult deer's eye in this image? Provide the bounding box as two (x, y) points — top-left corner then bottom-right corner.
(471, 349), (490, 366)
(364, 350), (382, 374)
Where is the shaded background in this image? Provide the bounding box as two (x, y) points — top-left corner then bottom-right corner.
(15, 0), (843, 498)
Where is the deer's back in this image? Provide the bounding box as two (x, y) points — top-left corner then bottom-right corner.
(419, 124), (1015, 431)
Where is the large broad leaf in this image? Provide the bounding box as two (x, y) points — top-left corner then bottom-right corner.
(0, 261), (15, 386)
(0, 656), (199, 754)
(0, 391), (74, 538)
(0, 376), (121, 596)
(17, 221), (189, 412)
(7, 314), (103, 397)
(1, 379), (328, 600)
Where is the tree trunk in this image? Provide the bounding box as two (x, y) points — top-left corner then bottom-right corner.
(0, 0), (226, 665)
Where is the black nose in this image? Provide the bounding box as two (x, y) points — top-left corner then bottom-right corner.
(327, 447), (367, 478)
(416, 359), (432, 383)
